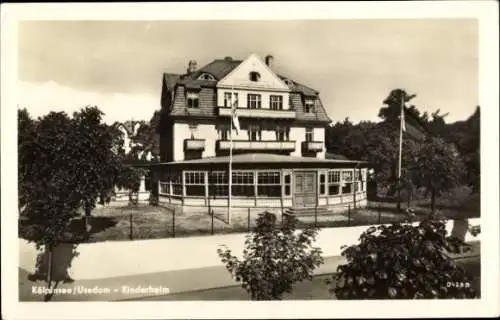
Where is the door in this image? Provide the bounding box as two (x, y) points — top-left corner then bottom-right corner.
(293, 171), (317, 208)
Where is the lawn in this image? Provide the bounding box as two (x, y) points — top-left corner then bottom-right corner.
(134, 256), (480, 300)
(18, 187), (480, 243)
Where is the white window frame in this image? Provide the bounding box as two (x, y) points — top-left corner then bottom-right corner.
(247, 94), (262, 109)
(304, 98), (314, 113)
(270, 95), (283, 111)
(305, 127), (314, 142)
(187, 91), (199, 108)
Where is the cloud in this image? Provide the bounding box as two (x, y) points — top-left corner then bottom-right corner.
(17, 81), (160, 123)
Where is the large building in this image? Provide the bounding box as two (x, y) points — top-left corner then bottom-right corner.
(152, 54), (368, 215)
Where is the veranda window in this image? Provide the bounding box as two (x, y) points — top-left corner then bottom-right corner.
(185, 171), (205, 196)
(257, 171), (281, 197)
(342, 170), (354, 194)
(171, 172), (183, 195)
(159, 182), (169, 195)
(328, 170), (340, 195)
(209, 171), (228, 197)
(231, 171), (254, 196)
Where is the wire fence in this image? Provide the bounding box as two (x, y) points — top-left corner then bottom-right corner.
(18, 200), (451, 244)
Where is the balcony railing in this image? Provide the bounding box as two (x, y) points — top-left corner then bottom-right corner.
(218, 107), (296, 119)
(302, 141), (323, 152)
(184, 139), (206, 151)
(217, 140), (296, 151)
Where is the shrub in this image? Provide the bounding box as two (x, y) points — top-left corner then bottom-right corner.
(217, 211), (324, 300)
(332, 215), (477, 299)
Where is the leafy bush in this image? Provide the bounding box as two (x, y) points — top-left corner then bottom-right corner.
(332, 216), (477, 299)
(217, 211), (324, 300)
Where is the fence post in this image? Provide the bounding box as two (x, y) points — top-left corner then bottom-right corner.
(211, 209), (214, 235)
(172, 208), (176, 238)
(248, 208), (251, 232)
(378, 203), (382, 224)
(348, 204), (351, 226)
(314, 206), (318, 228)
(129, 213), (133, 240)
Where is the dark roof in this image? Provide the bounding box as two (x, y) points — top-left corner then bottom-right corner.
(153, 153), (365, 166)
(180, 59), (243, 83)
(325, 152), (351, 161)
(163, 57), (332, 124)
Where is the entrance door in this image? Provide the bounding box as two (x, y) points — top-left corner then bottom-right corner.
(293, 171), (317, 208)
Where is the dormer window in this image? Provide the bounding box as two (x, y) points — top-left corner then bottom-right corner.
(197, 73), (216, 81)
(304, 98), (315, 113)
(187, 91), (199, 108)
(249, 71), (261, 82)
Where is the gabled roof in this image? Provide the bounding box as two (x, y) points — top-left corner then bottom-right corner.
(162, 57), (332, 124)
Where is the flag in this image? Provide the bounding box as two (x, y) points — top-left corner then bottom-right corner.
(231, 93), (240, 135)
(401, 106), (427, 141)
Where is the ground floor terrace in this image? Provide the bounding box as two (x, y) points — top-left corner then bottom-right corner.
(150, 153), (369, 215)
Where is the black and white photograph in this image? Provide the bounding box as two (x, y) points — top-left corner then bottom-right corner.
(1, 1), (498, 319)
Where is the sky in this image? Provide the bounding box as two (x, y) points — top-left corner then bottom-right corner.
(17, 19), (478, 124)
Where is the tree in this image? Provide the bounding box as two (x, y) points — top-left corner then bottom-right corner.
(18, 106), (125, 286)
(70, 107), (124, 231)
(332, 217), (477, 299)
(18, 110), (83, 286)
(217, 212), (324, 300)
(115, 165), (146, 205)
(413, 137), (466, 214)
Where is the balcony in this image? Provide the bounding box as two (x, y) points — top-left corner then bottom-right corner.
(302, 141), (323, 152)
(218, 107), (296, 119)
(217, 140), (296, 151)
(184, 139), (206, 151)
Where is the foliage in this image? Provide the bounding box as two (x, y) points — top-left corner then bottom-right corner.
(18, 106), (125, 248)
(18, 110), (82, 248)
(217, 212), (324, 300)
(413, 137), (466, 212)
(332, 216), (477, 299)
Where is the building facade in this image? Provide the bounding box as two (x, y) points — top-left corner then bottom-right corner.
(153, 54), (368, 214)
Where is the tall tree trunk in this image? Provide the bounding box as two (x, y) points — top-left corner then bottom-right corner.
(83, 202), (92, 237)
(431, 187), (436, 215)
(451, 219), (469, 243)
(396, 180), (402, 212)
(46, 245), (53, 285)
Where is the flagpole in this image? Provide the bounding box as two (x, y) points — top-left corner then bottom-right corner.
(398, 95), (404, 180)
(397, 94), (404, 211)
(228, 89), (233, 224)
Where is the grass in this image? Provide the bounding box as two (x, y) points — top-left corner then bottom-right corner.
(19, 187), (480, 243)
(135, 255), (481, 301)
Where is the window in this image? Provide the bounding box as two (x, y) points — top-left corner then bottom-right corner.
(249, 71), (261, 82)
(185, 171), (205, 196)
(328, 170), (340, 195)
(284, 173), (291, 196)
(257, 171), (281, 197)
(232, 172), (254, 196)
(304, 98), (314, 113)
(276, 126), (289, 141)
(171, 172), (183, 195)
(209, 171), (228, 197)
(218, 127), (229, 141)
(188, 124), (198, 139)
(197, 73), (216, 81)
(159, 182), (169, 195)
(342, 170), (354, 194)
(224, 92), (238, 108)
(305, 128), (314, 142)
(187, 91), (199, 108)
(247, 94), (262, 109)
(248, 125), (261, 141)
(270, 95), (283, 110)
(319, 173), (326, 195)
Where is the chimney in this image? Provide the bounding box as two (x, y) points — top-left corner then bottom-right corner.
(265, 54), (274, 68)
(187, 60), (197, 74)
